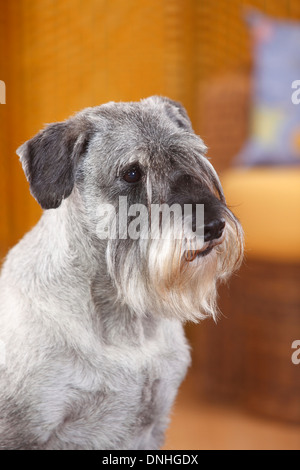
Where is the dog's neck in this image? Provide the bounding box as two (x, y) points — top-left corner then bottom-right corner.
(32, 194), (158, 345)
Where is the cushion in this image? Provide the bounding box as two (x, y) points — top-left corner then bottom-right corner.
(236, 10), (300, 167)
(222, 169), (300, 261)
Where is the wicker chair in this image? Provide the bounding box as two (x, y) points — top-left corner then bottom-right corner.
(189, 73), (300, 424)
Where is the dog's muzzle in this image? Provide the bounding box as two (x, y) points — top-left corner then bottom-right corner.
(184, 218), (226, 262)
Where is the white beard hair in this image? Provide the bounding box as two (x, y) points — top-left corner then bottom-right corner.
(106, 211), (244, 323)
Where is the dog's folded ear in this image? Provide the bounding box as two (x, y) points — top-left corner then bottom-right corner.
(17, 117), (90, 210)
(156, 96), (194, 131)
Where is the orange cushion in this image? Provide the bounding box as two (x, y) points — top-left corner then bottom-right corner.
(221, 168), (300, 262)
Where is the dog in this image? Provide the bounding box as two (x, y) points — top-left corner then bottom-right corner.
(0, 96), (243, 450)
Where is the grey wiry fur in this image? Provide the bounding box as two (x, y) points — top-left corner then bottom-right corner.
(0, 96), (243, 450)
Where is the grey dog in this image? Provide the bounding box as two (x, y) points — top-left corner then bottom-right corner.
(0, 96), (243, 450)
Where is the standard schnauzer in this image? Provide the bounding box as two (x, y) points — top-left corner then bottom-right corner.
(0, 96), (243, 450)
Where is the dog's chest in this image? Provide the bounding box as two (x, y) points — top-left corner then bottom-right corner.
(98, 319), (190, 412)
(48, 320), (190, 449)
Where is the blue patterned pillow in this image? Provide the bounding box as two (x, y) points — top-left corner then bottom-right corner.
(236, 10), (300, 166)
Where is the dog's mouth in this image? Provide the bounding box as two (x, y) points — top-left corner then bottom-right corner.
(184, 237), (224, 262)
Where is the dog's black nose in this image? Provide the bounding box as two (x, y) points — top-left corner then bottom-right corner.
(204, 219), (226, 242)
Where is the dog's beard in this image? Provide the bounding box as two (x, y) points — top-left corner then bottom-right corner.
(106, 210), (243, 323)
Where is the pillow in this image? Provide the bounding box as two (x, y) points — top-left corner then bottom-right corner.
(236, 10), (300, 166)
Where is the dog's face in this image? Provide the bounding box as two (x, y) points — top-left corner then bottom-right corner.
(17, 96), (243, 322)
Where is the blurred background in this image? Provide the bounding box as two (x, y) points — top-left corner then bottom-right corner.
(1, 0), (300, 450)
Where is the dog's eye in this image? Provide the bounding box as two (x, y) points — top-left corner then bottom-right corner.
(123, 167), (142, 184)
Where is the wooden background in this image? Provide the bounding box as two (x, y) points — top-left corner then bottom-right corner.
(1, 0), (300, 259)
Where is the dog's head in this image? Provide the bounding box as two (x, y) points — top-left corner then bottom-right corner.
(17, 96), (243, 322)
